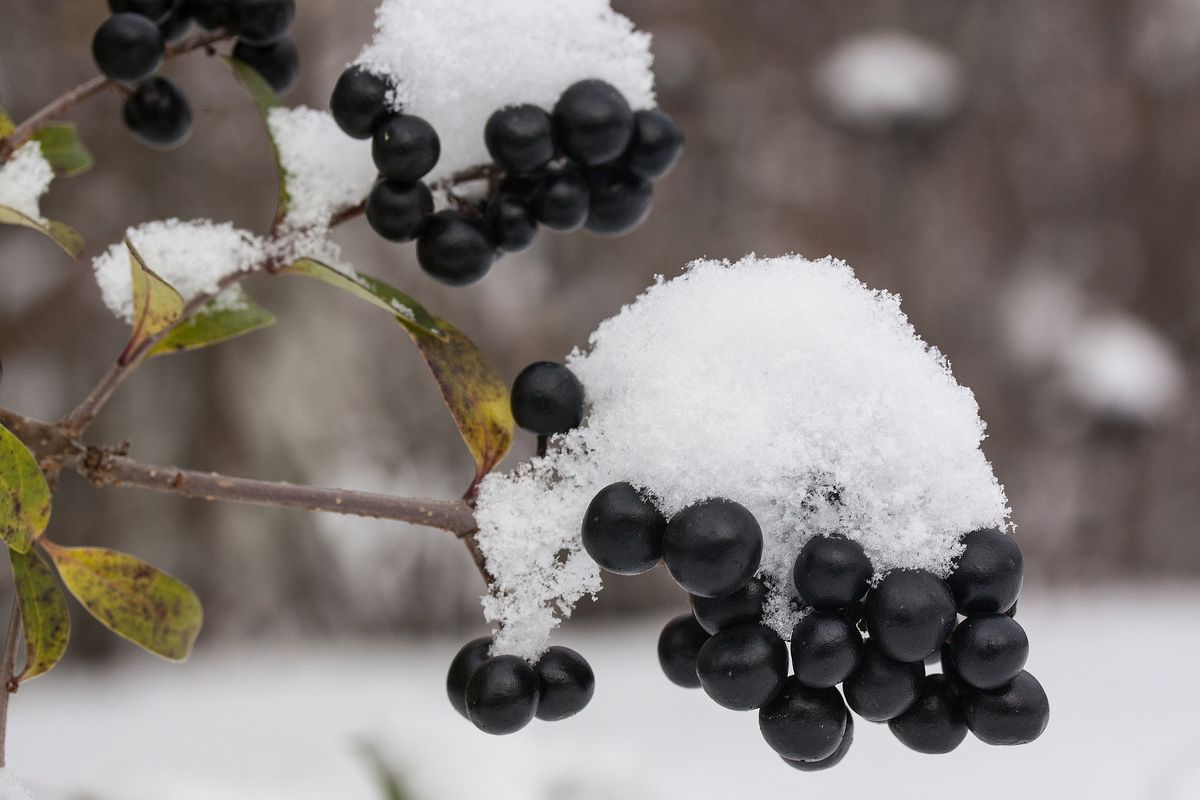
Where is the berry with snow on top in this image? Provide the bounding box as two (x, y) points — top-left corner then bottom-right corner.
(793, 534), (873, 612)
(844, 641), (924, 722)
(366, 179), (432, 242)
(330, 66), (392, 140)
(464, 655), (541, 735)
(696, 623), (788, 711)
(758, 677), (848, 762)
(949, 614), (1029, 690)
(553, 79), (635, 166)
(372, 114), (440, 183)
(790, 611), (864, 689)
(581, 481), (666, 576)
(690, 576), (769, 635)
(947, 528), (1023, 614)
(123, 76), (192, 149)
(865, 569), (957, 662)
(963, 670), (1050, 746)
(93, 13), (164, 83)
(657, 614), (709, 688)
(534, 646), (595, 721)
(446, 637), (492, 719)
(888, 674), (969, 754)
(485, 105), (557, 175)
(233, 37), (299, 94)
(663, 498), (762, 598)
(415, 211), (494, 286)
(510, 362), (585, 437)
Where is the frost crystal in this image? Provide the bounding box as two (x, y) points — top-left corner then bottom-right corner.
(92, 219), (267, 322)
(0, 769), (36, 800)
(0, 142), (54, 222)
(354, 0), (656, 182)
(475, 255), (1009, 660)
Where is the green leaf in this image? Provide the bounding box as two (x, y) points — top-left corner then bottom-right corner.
(0, 204), (85, 258)
(151, 289), (276, 356)
(226, 56), (290, 222)
(400, 317), (514, 485)
(32, 122), (93, 177)
(120, 237), (184, 365)
(283, 258), (444, 338)
(0, 423), (52, 554)
(0, 99), (13, 138)
(9, 547), (70, 683)
(358, 742), (413, 800)
(42, 542), (202, 661)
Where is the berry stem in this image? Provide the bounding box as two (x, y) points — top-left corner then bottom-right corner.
(0, 601), (21, 770)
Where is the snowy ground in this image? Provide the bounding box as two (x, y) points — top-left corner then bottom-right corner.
(8, 584), (1200, 800)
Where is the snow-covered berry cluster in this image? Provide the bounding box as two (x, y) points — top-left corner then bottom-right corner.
(91, 1), (298, 149)
(329, 66), (682, 287)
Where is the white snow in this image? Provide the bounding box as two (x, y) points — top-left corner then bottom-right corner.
(91, 219), (268, 322)
(354, 0), (656, 182)
(0, 142), (54, 222)
(475, 255), (1009, 659)
(815, 31), (965, 131)
(0, 770), (35, 800)
(268, 106), (377, 229)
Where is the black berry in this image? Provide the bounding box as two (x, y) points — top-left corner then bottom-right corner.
(464, 655), (540, 735)
(947, 528), (1023, 614)
(232, 37), (299, 94)
(663, 499), (763, 598)
(553, 79), (634, 166)
(581, 481), (665, 576)
(782, 713), (854, 771)
(887, 674), (968, 754)
(963, 670), (1050, 745)
(485, 105), (556, 175)
(793, 535), (873, 612)
(625, 109), (684, 179)
(843, 641), (924, 722)
(366, 179), (432, 242)
(445, 636), (492, 719)
(191, 0), (236, 30)
(758, 677), (848, 762)
(950, 613), (1029, 690)
(93, 13), (164, 83)
(696, 623), (787, 711)
(584, 167), (652, 235)
(330, 67), (392, 140)
(657, 613), (709, 688)
(373, 114), (440, 183)
(487, 193), (537, 253)
(415, 211), (494, 286)
(235, 0), (294, 44)
(109, 0), (174, 21)
(531, 165), (589, 231)
(534, 646), (594, 721)
(865, 569), (956, 662)
(122, 76), (192, 149)
(690, 576), (768, 635)
(790, 611), (863, 689)
(158, 4), (193, 41)
(510, 362), (585, 437)
(1006, 600), (1018, 618)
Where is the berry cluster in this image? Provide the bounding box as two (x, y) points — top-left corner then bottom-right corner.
(330, 68), (683, 286)
(92, 1), (298, 149)
(446, 638), (595, 735)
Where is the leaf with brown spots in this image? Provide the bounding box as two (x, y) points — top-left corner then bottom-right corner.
(120, 237), (184, 365)
(9, 547), (70, 683)
(0, 422), (52, 553)
(42, 542), (202, 662)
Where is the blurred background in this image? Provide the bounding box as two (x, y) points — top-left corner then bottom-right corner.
(1, 1), (1199, 798)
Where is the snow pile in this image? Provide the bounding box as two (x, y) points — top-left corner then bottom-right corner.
(92, 219), (267, 322)
(0, 142), (54, 222)
(268, 106), (376, 229)
(815, 31), (965, 132)
(0, 769), (36, 800)
(354, 0), (656, 182)
(475, 255), (1009, 659)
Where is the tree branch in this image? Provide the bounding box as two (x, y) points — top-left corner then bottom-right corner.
(0, 602), (22, 770)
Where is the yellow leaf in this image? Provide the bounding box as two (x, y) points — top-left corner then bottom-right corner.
(0, 205), (84, 258)
(10, 547), (70, 683)
(120, 237), (184, 365)
(0, 423), (52, 553)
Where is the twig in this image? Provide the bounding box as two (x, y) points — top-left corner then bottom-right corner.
(0, 602), (22, 770)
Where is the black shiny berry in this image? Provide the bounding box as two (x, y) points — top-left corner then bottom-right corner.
(950, 613), (1029, 690)
(464, 655), (541, 735)
(793, 535), (873, 612)
(963, 670), (1049, 745)
(585, 167), (652, 235)
(511, 362), (585, 437)
(696, 623), (787, 711)
(947, 528), (1024, 614)
(109, 0), (174, 21)
(531, 165), (589, 231)
(232, 37), (299, 94)
(235, 0), (294, 44)
(485, 105), (556, 175)
(122, 77), (192, 149)
(534, 646), (594, 721)
(759, 677), (848, 762)
(158, 4), (193, 41)
(865, 569), (956, 662)
(790, 611), (864, 689)
(330, 67), (392, 139)
(445, 636), (492, 719)
(191, 0), (236, 30)
(663, 499), (763, 598)
(690, 577), (768, 635)
(657, 613), (709, 688)
(366, 179), (432, 242)
(416, 211), (494, 286)
(782, 712), (854, 771)
(625, 109), (684, 178)
(887, 674), (968, 754)
(487, 193), (537, 253)
(373, 115), (440, 183)
(1006, 600), (1018, 618)
(553, 79), (634, 166)
(93, 13), (164, 83)
(843, 641), (924, 722)
(582, 481), (665, 576)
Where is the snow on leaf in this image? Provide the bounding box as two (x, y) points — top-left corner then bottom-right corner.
(120, 237), (184, 365)
(9, 547), (70, 683)
(283, 257), (443, 338)
(151, 289), (276, 356)
(0, 423), (52, 554)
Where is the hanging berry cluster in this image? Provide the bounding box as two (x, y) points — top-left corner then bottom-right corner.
(329, 67), (684, 287)
(91, 1), (299, 149)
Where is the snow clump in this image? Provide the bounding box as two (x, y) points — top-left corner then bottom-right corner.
(0, 142), (54, 222)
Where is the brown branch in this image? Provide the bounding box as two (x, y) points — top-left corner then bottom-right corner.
(0, 602), (22, 770)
